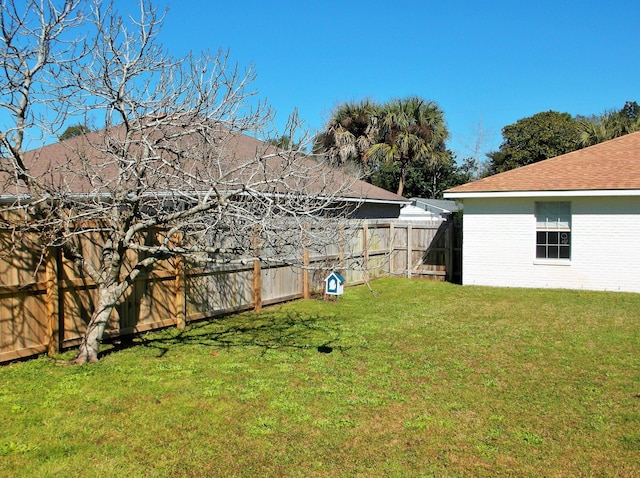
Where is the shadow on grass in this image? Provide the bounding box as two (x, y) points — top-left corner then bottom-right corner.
(102, 310), (349, 359)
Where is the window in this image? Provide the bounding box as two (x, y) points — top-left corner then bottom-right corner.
(535, 202), (571, 259)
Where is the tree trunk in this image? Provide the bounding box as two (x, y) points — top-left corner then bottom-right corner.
(74, 285), (119, 364)
(397, 167), (407, 196)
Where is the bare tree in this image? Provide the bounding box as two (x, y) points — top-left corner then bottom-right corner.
(457, 119), (493, 179)
(0, 0), (360, 363)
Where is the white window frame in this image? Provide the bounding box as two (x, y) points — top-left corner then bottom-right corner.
(535, 202), (571, 262)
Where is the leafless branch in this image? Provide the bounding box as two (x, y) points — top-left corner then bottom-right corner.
(0, 0), (364, 363)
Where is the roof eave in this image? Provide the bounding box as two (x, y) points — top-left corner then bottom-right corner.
(444, 189), (640, 199)
(326, 196), (410, 206)
(0, 191), (411, 206)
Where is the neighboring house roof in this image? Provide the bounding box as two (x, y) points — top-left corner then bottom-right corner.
(444, 131), (640, 198)
(411, 198), (462, 214)
(399, 197), (461, 220)
(1, 124), (407, 206)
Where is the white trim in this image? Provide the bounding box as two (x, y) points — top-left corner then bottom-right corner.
(0, 192), (410, 206)
(343, 197), (410, 205)
(533, 258), (571, 266)
(444, 189), (640, 199)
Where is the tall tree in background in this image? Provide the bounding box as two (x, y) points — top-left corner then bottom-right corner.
(368, 97), (449, 196)
(318, 97), (451, 197)
(0, 0), (356, 364)
(58, 124), (91, 141)
(486, 111), (580, 174)
(268, 134), (300, 150)
(316, 100), (380, 172)
(370, 152), (470, 199)
(486, 102), (640, 178)
(578, 101), (640, 147)
(458, 120), (493, 179)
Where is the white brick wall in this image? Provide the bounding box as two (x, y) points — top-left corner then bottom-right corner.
(462, 196), (640, 292)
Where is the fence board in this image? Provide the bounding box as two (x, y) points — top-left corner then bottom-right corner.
(185, 268), (254, 320)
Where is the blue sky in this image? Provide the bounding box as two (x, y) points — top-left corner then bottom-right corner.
(67, 1), (639, 160)
(154, 0), (640, 160)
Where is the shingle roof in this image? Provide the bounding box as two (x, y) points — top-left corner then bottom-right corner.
(445, 131), (640, 195)
(2, 125), (406, 204)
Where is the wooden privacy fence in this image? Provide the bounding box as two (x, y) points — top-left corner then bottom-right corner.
(0, 218), (460, 363)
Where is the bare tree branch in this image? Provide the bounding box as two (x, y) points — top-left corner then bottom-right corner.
(0, 0), (364, 364)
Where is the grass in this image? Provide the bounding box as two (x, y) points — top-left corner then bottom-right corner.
(1, 278), (639, 477)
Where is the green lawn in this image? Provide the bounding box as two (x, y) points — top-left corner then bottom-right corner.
(1, 278), (639, 477)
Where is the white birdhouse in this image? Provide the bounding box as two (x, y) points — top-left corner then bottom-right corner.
(324, 271), (345, 295)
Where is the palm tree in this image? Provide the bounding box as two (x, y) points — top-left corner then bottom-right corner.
(579, 102), (640, 147)
(316, 100), (381, 171)
(368, 97), (449, 196)
(579, 111), (624, 147)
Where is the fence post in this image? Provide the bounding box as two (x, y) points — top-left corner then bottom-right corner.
(45, 247), (61, 356)
(253, 229), (262, 312)
(302, 224), (310, 299)
(362, 220), (369, 283)
(388, 223), (394, 275)
(338, 222), (345, 276)
(174, 254), (186, 330)
(407, 222), (413, 279)
(445, 218), (452, 282)
(302, 248), (310, 299)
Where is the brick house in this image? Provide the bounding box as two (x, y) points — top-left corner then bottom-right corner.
(444, 131), (640, 293)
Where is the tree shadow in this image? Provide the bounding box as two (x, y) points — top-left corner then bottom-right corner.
(100, 309), (350, 359)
